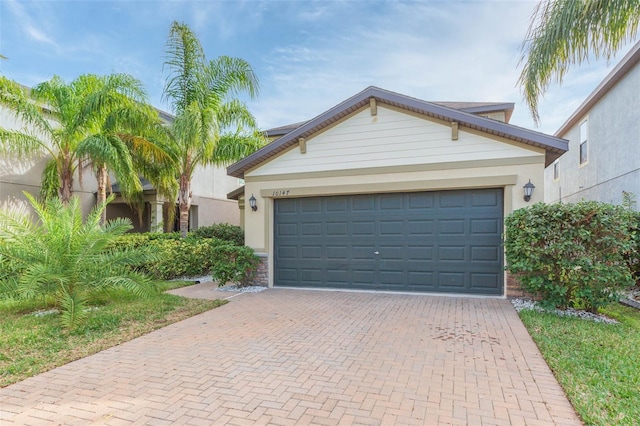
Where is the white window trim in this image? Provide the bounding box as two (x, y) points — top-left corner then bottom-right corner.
(579, 119), (589, 167)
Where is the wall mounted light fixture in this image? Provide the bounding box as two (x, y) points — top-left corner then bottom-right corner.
(523, 180), (535, 202)
(249, 194), (258, 211)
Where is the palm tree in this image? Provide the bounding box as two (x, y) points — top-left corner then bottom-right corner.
(162, 21), (265, 237)
(0, 74), (175, 222)
(0, 193), (156, 330)
(78, 74), (177, 223)
(519, 0), (640, 124)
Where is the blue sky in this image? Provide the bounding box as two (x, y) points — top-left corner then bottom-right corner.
(0, 0), (635, 135)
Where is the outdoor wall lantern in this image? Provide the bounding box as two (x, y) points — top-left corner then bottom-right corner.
(523, 179), (535, 202)
(249, 194), (258, 211)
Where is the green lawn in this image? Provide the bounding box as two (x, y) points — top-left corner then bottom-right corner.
(518, 303), (640, 426)
(0, 281), (225, 388)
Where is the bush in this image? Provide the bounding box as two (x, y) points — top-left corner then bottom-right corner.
(141, 237), (225, 280)
(192, 224), (244, 246)
(113, 232), (181, 251)
(210, 244), (259, 287)
(505, 201), (635, 313)
(624, 211), (640, 286)
(0, 194), (156, 330)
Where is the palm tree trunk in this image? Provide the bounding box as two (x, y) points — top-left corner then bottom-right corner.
(96, 164), (108, 225)
(178, 173), (191, 238)
(58, 158), (74, 205)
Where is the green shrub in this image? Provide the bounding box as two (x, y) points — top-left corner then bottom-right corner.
(210, 244), (259, 287)
(505, 201), (635, 313)
(0, 194), (156, 330)
(624, 211), (640, 286)
(141, 237), (225, 280)
(113, 233), (152, 250)
(192, 224), (244, 246)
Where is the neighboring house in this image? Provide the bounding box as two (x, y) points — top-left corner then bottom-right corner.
(0, 101), (241, 231)
(545, 41), (640, 207)
(228, 86), (567, 297)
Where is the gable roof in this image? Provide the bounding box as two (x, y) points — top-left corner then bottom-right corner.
(228, 86), (567, 178)
(263, 101), (514, 140)
(556, 41), (640, 137)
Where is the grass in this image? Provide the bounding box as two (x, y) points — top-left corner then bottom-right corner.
(0, 281), (226, 388)
(518, 303), (640, 426)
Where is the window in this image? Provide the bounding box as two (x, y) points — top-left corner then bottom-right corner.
(579, 120), (588, 165)
(553, 160), (559, 180)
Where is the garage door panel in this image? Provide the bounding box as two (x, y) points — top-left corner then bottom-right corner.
(353, 221), (375, 235)
(352, 245), (376, 259)
(471, 218), (500, 234)
(406, 246), (434, 261)
(301, 246), (323, 259)
(327, 222), (348, 235)
(301, 268), (322, 283)
(327, 246), (349, 259)
(276, 199), (297, 213)
(408, 271), (434, 285)
(352, 196), (375, 211)
(301, 222), (322, 236)
(277, 223), (298, 237)
(407, 219), (434, 234)
(439, 219), (466, 234)
(300, 199), (322, 212)
(471, 246), (500, 262)
(277, 268), (298, 285)
(352, 269), (376, 284)
(326, 197), (348, 211)
(380, 194), (404, 210)
(470, 273), (501, 290)
(274, 188), (503, 295)
(439, 246), (466, 261)
(439, 272), (466, 288)
(277, 245), (298, 259)
(408, 193), (435, 209)
(439, 193), (467, 208)
(379, 220), (404, 235)
(472, 191), (500, 207)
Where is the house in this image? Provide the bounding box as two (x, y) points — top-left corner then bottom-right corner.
(0, 100), (241, 231)
(545, 41), (640, 207)
(227, 86), (567, 297)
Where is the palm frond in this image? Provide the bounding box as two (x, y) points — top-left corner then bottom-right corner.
(40, 159), (61, 202)
(519, 0), (640, 123)
(0, 76), (54, 138)
(206, 56), (260, 100)
(0, 128), (47, 157)
(58, 289), (88, 330)
(163, 21), (206, 113)
(212, 131), (266, 165)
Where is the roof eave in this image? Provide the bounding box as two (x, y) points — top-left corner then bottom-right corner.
(555, 41), (640, 137)
(228, 86), (567, 178)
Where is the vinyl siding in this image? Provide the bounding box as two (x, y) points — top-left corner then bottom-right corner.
(249, 106), (541, 177)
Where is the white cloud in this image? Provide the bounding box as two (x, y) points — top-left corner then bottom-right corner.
(5, 0), (60, 50)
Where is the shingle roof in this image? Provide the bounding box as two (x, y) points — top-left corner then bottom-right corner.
(228, 86), (568, 178)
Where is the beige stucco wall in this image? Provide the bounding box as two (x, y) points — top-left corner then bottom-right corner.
(241, 105), (546, 291)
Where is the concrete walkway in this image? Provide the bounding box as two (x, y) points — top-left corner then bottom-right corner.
(0, 287), (581, 425)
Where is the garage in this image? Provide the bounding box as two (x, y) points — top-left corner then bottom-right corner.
(227, 86), (568, 297)
(274, 188), (503, 294)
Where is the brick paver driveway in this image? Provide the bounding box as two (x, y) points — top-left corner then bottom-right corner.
(1, 288), (581, 425)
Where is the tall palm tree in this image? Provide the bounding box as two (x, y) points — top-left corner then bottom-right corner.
(162, 21), (265, 237)
(519, 0), (640, 124)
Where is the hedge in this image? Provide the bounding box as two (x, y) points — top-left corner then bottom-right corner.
(505, 201), (636, 313)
